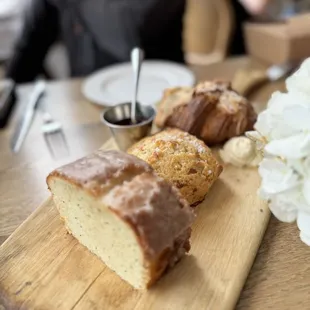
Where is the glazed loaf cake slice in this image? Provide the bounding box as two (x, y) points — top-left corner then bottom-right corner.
(47, 150), (194, 289)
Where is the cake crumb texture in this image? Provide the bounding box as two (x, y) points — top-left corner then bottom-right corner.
(47, 149), (194, 289)
(128, 128), (223, 206)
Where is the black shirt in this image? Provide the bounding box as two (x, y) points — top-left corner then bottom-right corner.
(6, 0), (185, 83)
(229, 0), (251, 55)
(6, 0), (250, 83)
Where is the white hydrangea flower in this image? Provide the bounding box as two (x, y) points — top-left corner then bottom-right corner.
(297, 211), (310, 246)
(254, 93), (292, 142)
(269, 194), (298, 223)
(265, 99), (310, 158)
(258, 158), (301, 198)
(246, 57), (310, 246)
(287, 157), (310, 207)
(286, 57), (310, 96)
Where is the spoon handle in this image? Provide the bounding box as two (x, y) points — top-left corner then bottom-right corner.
(131, 47), (144, 123)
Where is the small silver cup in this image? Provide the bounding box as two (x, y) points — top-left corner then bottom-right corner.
(101, 102), (156, 151)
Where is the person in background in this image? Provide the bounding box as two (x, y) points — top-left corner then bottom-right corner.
(5, 0), (186, 83)
(231, 0), (310, 55)
(239, 0), (310, 19)
(7, 0), (308, 84)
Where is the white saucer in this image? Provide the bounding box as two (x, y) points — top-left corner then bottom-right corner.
(82, 60), (195, 107)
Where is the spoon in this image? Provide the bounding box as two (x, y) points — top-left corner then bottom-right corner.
(130, 47), (144, 124)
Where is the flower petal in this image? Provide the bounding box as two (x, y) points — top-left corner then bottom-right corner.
(297, 211), (310, 246)
(265, 133), (310, 158)
(256, 92), (301, 140)
(287, 158), (306, 176)
(246, 130), (266, 151)
(287, 157), (310, 177)
(282, 104), (310, 131)
(258, 158), (300, 195)
(269, 196), (297, 223)
(268, 185), (309, 223)
(267, 91), (296, 111)
(284, 187), (310, 212)
(303, 177), (310, 205)
(286, 58), (310, 96)
(254, 111), (271, 138)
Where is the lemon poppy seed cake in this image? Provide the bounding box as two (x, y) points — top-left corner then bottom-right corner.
(128, 128), (223, 206)
(47, 150), (195, 289)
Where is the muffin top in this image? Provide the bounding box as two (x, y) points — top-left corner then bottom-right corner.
(128, 128), (223, 206)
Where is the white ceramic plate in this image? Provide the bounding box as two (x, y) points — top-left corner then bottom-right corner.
(82, 60), (195, 106)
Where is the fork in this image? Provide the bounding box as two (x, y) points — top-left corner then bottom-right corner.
(41, 109), (69, 159)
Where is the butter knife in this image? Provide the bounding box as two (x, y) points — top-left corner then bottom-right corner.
(11, 80), (46, 153)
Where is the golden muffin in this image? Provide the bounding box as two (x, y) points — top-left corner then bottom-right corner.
(128, 128), (223, 206)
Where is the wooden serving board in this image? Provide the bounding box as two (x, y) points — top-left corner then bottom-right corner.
(0, 139), (270, 310)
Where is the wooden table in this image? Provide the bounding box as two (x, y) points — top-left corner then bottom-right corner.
(0, 57), (309, 309)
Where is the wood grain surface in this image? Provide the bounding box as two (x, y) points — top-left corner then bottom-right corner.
(0, 137), (270, 310)
(0, 57), (309, 309)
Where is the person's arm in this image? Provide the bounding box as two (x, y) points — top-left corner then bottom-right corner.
(79, 0), (184, 61)
(5, 0), (59, 83)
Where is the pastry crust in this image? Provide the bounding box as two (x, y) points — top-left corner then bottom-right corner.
(128, 128), (223, 206)
(154, 80), (257, 145)
(155, 87), (193, 127)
